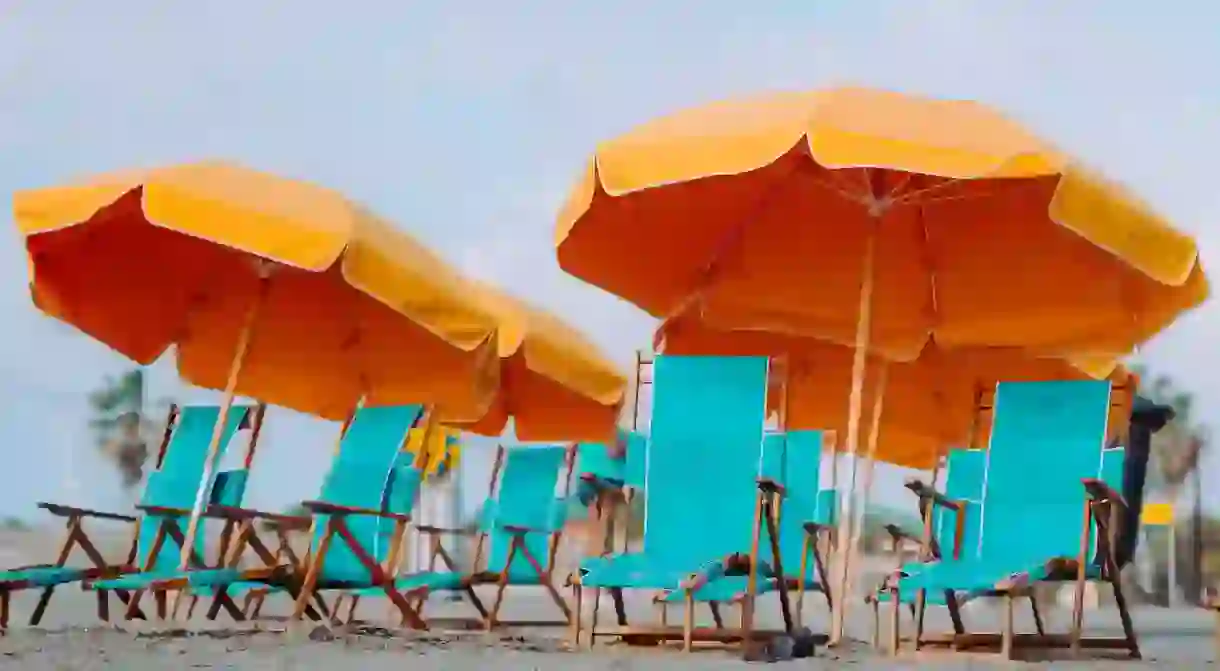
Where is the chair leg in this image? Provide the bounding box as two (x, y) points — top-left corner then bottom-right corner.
(1030, 594), (1045, 637)
(2, 590), (12, 632)
(293, 524), (334, 622)
(154, 590), (169, 620)
(1000, 593), (1015, 660)
(870, 598), (879, 650)
(570, 584), (583, 648)
(682, 590), (695, 652)
(28, 585), (58, 627)
(888, 590), (900, 655)
(96, 590), (110, 622)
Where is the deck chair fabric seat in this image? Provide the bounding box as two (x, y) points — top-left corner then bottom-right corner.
(897, 381), (1118, 598)
(256, 405), (427, 618)
(9, 406), (250, 593)
(393, 444), (574, 628)
(0, 566), (92, 589)
(873, 448), (988, 607)
(660, 430), (834, 604)
(118, 404), (428, 626)
(572, 431), (647, 505)
(0, 404), (258, 629)
(577, 356), (771, 594)
(889, 380), (1139, 659)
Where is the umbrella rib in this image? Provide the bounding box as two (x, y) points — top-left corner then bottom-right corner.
(668, 161), (811, 317)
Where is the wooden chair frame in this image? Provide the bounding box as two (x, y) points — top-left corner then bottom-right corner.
(404, 443), (578, 630)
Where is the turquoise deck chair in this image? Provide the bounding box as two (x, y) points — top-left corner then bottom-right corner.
(395, 444), (574, 628)
(661, 429), (835, 626)
(573, 429), (646, 506)
(867, 448), (985, 650)
(107, 404), (429, 627)
(256, 404), (428, 627)
(0, 404), (256, 629)
(898, 381), (1137, 658)
(83, 405), (262, 620)
(574, 355), (771, 647)
(875, 449), (987, 605)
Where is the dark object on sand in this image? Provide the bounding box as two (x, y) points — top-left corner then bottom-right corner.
(742, 627), (817, 662)
(308, 625), (336, 642)
(1118, 396), (1175, 568)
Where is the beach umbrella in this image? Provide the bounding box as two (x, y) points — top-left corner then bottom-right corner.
(455, 281), (628, 442)
(555, 87), (1207, 642)
(15, 161), (501, 575)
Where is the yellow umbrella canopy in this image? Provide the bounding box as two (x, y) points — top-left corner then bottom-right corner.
(557, 87), (1207, 362)
(456, 281), (627, 442)
(15, 161), (501, 421)
(657, 311), (1134, 470)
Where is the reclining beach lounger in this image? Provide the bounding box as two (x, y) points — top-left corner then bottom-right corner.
(572, 355), (782, 652)
(894, 380), (1137, 660)
(391, 443), (576, 629)
(658, 429), (835, 636)
(0, 404), (259, 629)
(81, 405), (274, 622)
(109, 404), (430, 627)
(866, 447), (986, 649)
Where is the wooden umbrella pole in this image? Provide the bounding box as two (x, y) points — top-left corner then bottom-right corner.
(829, 227), (876, 646)
(842, 362), (888, 622)
(176, 271), (271, 575)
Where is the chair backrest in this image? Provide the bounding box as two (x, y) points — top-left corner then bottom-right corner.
(640, 355), (770, 569)
(311, 404), (425, 583)
(573, 430), (646, 506)
(480, 445), (571, 578)
(574, 429), (646, 485)
(931, 448), (987, 561)
(977, 380), (1113, 567)
(759, 430), (824, 579)
(136, 405), (255, 570)
(1091, 446), (1128, 564)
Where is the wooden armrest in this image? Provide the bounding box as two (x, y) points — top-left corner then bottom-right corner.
(137, 504), (198, 517)
(207, 504), (311, 529)
(38, 502), (137, 523)
(415, 525), (475, 536)
(301, 499), (411, 522)
(579, 473), (625, 491)
(882, 523), (923, 545)
(500, 523), (557, 535)
(803, 521), (836, 537)
(902, 478), (961, 510)
(1081, 478), (1126, 508)
(756, 477), (787, 496)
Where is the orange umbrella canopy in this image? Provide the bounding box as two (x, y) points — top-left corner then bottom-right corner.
(558, 87), (1207, 363)
(457, 282), (627, 441)
(16, 162), (501, 421)
(657, 311), (1133, 469)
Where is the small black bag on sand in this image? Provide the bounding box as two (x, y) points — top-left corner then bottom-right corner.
(742, 627), (817, 662)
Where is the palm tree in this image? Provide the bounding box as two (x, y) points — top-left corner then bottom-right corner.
(87, 368), (171, 493)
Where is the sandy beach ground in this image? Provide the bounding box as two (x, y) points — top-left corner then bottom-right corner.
(1, 584), (1215, 669)
(2, 529), (1215, 668)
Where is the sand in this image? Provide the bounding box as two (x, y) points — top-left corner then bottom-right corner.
(0, 584), (1214, 669)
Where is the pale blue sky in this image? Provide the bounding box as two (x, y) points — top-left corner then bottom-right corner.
(1, 2), (1217, 521)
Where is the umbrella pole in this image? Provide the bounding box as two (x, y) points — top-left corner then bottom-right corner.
(829, 229), (877, 646)
(172, 273), (270, 612)
(842, 362), (888, 631)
